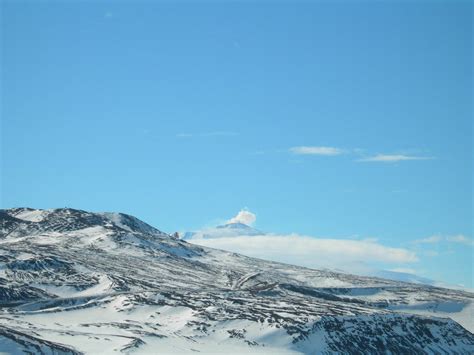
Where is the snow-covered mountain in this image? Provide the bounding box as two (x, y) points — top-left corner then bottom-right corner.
(0, 208), (473, 354)
(182, 222), (264, 240)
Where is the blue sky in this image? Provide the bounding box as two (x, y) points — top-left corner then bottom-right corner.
(2, 1), (472, 287)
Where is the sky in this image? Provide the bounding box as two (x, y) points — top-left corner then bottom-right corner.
(1, 1), (472, 287)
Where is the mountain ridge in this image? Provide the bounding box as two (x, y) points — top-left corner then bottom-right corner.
(0, 208), (473, 354)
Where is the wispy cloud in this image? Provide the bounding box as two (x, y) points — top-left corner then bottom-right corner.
(288, 147), (434, 163)
(357, 154), (434, 163)
(184, 210), (418, 272)
(176, 131), (238, 138)
(446, 235), (474, 246)
(188, 234), (418, 270)
(413, 235), (443, 244)
(413, 234), (473, 247)
(289, 146), (344, 156)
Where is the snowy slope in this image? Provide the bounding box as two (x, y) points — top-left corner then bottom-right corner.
(0, 208), (473, 354)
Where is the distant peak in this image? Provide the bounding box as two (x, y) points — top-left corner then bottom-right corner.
(181, 222), (265, 241)
(216, 222), (253, 229)
(216, 223), (264, 235)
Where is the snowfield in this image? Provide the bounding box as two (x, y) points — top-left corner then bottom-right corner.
(0, 208), (473, 354)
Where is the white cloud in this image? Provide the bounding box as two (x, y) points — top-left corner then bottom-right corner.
(446, 235), (474, 246)
(413, 235), (443, 244)
(413, 234), (473, 247)
(227, 209), (256, 226)
(357, 154), (434, 163)
(184, 210), (420, 276)
(186, 232), (417, 272)
(289, 146), (344, 156)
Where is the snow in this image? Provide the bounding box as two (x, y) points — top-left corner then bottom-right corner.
(15, 253), (36, 261)
(99, 213), (134, 233)
(1, 207), (473, 354)
(2, 298), (303, 354)
(233, 272), (261, 290)
(77, 275), (113, 297)
(390, 301), (474, 333)
(13, 209), (50, 223)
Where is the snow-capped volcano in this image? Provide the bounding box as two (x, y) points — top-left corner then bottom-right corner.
(216, 222), (263, 234)
(0, 208), (473, 354)
(182, 222), (264, 240)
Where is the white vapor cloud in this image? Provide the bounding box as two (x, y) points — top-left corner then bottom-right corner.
(227, 209), (256, 226)
(446, 235), (474, 246)
(183, 210), (420, 276)
(413, 234), (473, 247)
(186, 227), (418, 272)
(413, 235), (443, 244)
(190, 234), (417, 271)
(357, 154), (434, 163)
(289, 146), (344, 156)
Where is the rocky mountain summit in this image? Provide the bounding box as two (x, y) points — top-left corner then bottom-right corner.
(0, 208), (473, 354)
